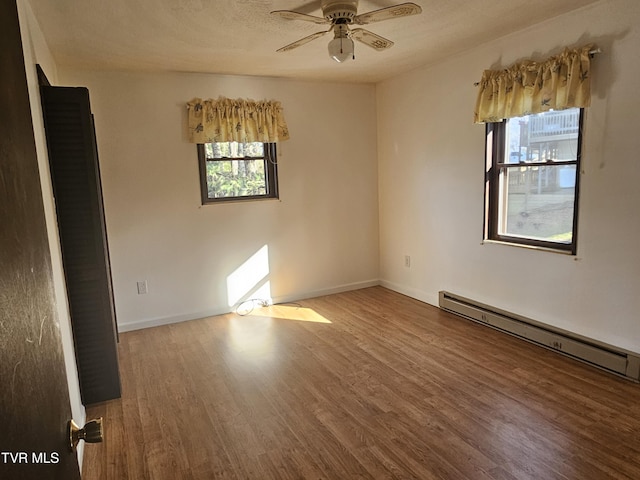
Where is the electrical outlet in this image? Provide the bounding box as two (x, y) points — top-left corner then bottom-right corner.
(137, 280), (148, 295)
(404, 255), (411, 268)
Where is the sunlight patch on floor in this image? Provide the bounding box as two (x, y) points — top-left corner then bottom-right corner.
(247, 305), (332, 324)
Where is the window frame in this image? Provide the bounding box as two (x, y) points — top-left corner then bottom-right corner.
(197, 142), (279, 205)
(484, 109), (584, 255)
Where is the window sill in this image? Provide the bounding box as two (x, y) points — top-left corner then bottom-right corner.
(201, 197), (280, 206)
(481, 239), (574, 255)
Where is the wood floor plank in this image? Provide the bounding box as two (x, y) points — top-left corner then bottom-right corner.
(82, 286), (640, 479)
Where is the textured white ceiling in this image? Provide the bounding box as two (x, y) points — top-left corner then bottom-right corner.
(28, 0), (602, 83)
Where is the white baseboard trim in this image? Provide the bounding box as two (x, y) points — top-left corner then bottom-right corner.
(271, 279), (380, 305)
(378, 279), (439, 308)
(117, 279), (381, 333)
(117, 306), (231, 332)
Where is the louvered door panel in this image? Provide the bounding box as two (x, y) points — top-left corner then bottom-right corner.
(41, 86), (121, 405)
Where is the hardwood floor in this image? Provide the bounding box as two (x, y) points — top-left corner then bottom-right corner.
(82, 287), (640, 479)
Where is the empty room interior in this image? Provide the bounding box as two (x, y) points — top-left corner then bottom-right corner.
(5, 0), (640, 478)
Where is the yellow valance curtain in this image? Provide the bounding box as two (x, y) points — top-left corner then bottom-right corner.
(474, 44), (595, 124)
(187, 97), (290, 143)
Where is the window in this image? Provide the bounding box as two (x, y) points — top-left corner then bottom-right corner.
(197, 141), (278, 204)
(484, 108), (583, 254)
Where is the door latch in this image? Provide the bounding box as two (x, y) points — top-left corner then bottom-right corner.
(69, 417), (103, 452)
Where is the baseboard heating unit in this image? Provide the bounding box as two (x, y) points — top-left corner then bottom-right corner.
(439, 291), (640, 382)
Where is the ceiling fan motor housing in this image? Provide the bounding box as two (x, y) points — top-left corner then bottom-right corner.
(322, 1), (358, 23)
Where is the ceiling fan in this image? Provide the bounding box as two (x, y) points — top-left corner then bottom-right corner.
(271, 1), (422, 63)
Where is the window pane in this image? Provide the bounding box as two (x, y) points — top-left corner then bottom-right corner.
(205, 159), (267, 199)
(204, 141), (264, 159)
(500, 165), (576, 243)
(198, 142), (277, 204)
(505, 109), (580, 164)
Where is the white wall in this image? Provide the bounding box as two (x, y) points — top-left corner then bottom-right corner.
(57, 70), (380, 331)
(17, 0), (86, 466)
(377, 0), (640, 353)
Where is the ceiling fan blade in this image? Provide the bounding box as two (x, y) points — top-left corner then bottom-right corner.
(270, 10), (328, 25)
(350, 28), (394, 51)
(276, 29), (330, 52)
(353, 2), (422, 25)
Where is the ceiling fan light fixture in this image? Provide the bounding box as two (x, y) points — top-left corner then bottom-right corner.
(328, 26), (354, 63)
(328, 36), (354, 62)
(272, 2), (422, 61)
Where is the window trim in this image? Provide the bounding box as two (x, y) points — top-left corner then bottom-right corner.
(197, 142), (279, 205)
(484, 109), (584, 255)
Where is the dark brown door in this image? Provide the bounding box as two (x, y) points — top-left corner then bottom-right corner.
(0, 0), (82, 478)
